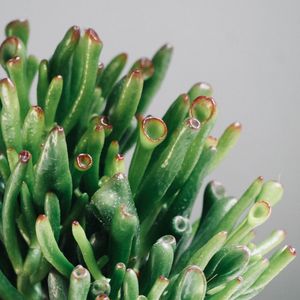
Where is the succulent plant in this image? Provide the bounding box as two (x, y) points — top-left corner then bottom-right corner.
(0, 19), (296, 300)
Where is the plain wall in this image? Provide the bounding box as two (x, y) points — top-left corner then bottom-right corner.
(0, 1), (299, 298)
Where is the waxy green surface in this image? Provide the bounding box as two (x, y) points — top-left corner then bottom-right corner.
(0, 19), (295, 300)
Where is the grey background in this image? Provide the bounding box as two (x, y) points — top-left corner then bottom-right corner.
(0, 0), (299, 298)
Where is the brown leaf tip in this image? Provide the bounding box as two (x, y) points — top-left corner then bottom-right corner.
(96, 295), (109, 300)
(186, 117), (201, 130)
(86, 28), (101, 43)
(1, 36), (19, 47)
(190, 96), (217, 122)
(116, 262), (125, 269)
(120, 52), (128, 61)
(52, 125), (64, 133)
(139, 57), (151, 67)
(55, 75), (63, 80)
(73, 265), (88, 278)
(71, 26), (80, 41)
(116, 154), (124, 161)
(33, 105), (44, 116)
(72, 220), (79, 226)
(75, 153), (93, 171)
(7, 56), (21, 65)
(7, 19), (29, 27)
(131, 69), (142, 77)
(257, 200), (271, 211)
(142, 115), (167, 143)
(94, 124), (104, 132)
(0, 77), (14, 87)
(182, 93), (190, 104)
(19, 150), (31, 163)
(159, 275), (169, 283)
(37, 214), (47, 222)
(287, 246), (296, 256)
(100, 116), (112, 129)
(230, 122), (242, 130)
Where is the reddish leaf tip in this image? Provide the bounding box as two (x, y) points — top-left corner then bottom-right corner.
(116, 154), (124, 161)
(70, 25), (80, 41)
(37, 214), (47, 222)
(120, 52), (128, 60)
(159, 275), (169, 282)
(7, 56), (21, 65)
(131, 68), (142, 77)
(19, 150), (31, 163)
(95, 124), (104, 132)
(100, 116), (112, 129)
(190, 96), (217, 122)
(287, 246), (296, 256)
(95, 295), (109, 300)
(75, 153), (93, 171)
(7, 19), (29, 27)
(51, 125), (64, 133)
(186, 117), (201, 130)
(0, 77), (13, 87)
(86, 28), (101, 43)
(230, 122), (242, 130)
(73, 265), (88, 279)
(32, 105), (44, 116)
(182, 93), (190, 103)
(116, 262), (125, 269)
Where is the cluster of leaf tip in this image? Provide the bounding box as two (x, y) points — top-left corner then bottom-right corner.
(0, 19), (296, 300)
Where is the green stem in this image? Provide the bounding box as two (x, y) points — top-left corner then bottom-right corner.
(44, 192), (61, 241)
(249, 245), (296, 292)
(147, 276), (169, 300)
(129, 115), (167, 195)
(44, 75), (63, 129)
(252, 229), (286, 257)
(122, 268), (139, 300)
(2, 150), (31, 274)
(35, 214), (74, 277)
(0, 78), (22, 151)
(109, 262), (126, 300)
(72, 221), (106, 281)
(98, 52), (127, 99)
(68, 265), (91, 300)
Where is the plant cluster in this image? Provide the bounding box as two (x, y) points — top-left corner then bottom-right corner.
(0, 19), (296, 300)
